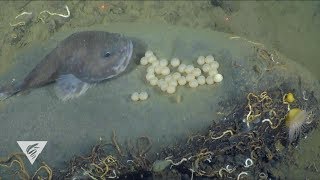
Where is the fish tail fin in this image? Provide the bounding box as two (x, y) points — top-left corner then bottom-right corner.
(0, 82), (22, 101)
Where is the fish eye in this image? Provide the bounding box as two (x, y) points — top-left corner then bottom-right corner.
(103, 52), (111, 58)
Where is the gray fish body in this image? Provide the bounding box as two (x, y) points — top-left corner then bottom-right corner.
(0, 31), (133, 101)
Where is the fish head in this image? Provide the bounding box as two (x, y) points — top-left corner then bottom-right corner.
(83, 32), (133, 82)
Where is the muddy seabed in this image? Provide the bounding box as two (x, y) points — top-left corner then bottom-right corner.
(0, 1), (320, 180)
(0, 22), (319, 179)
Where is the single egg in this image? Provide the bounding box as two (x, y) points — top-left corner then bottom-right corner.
(213, 74), (223, 83)
(139, 91), (148, 100)
(160, 83), (168, 92)
(205, 55), (215, 64)
(131, 92), (140, 101)
(149, 77), (158, 86)
(185, 65), (194, 74)
(146, 73), (155, 81)
(140, 57), (148, 65)
(208, 69), (218, 76)
(186, 74), (195, 82)
(161, 67), (171, 75)
(197, 56), (205, 65)
(210, 61), (219, 69)
(147, 66), (155, 73)
(170, 58), (180, 67)
(157, 79), (166, 87)
(145, 50), (154, 57)
(206, 76), (214, 85)
(167, 86), (176, 94)
(177, 76), (187, 86)
(178, 64), (187, 73)
(189, 79), (199, 88)
(197, 75), (206, 85)
(192, 68), (202, 77)
(202, 64), (211, 73)
(159, 59), (168, 67)
(168, 79), (178, 87)
(155, 66), (163, 74)
(147, 55), (157, 63)
(172, 72), (181, 80)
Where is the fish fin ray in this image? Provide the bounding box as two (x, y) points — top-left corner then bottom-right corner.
(54, 74), (91, 101)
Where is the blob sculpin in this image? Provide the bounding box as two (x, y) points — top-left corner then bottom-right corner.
(0, 31), (133, 101)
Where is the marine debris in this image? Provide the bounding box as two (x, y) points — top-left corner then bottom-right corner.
(9, 12), (33, 27)
(9, 5), (70, 27)
(0, 153), (53, 179)
(38, 5), (70, 23)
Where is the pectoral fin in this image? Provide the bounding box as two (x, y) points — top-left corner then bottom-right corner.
(54, 74), (91, 101)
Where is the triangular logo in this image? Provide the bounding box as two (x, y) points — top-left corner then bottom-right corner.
(17, 141), (47, 165)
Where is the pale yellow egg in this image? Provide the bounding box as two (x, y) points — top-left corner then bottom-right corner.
(140, 57), (148, 65)
(147, 66), (155, 73)
(159, 59), (168, 67)
(149, 77), (158, 86)
(206, 76), (214, 85)
(205, 55), (215, 64)
(185, 65), (194, 74)
(208, 69), (218, 76)
(213, 74), (223, 83)
(160, 82), (168, 92)
(139, 91), (149, 100)
(155, 66), (163, 74)
(178, 64), (187, 73)
(146, 73), (155, 81)
(166, 86), (176, 94)
(145, 50), (154, 57)
(189, 79), (199, 88)
(192, 68), (202, 77)
(172, 72), (181, 80)
(161, 67), (171, 76)
(186, 74), (195, 82)
(131, 92), (140, 101)
(197, 75), (206, 85)
(157, 79), (166, 87)
(151, 60), (160, 67)
(202, 64), (211, 73)
(210, 61), (219, 69)
(147, 55), (157, 63)
(168, 79), (178, 87)
(170, 58), (180, 67)
(197, 56), (205, 65)
(177, 76), (187, 86)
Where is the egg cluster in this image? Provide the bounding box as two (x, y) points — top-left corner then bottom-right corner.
(140, 50), (223, 94)
(131, 91), (149, 101)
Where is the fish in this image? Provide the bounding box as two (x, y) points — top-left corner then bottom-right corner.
(0, 31), (133, 101)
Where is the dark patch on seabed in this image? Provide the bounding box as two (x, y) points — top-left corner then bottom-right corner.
(44, 82), (318, 180)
